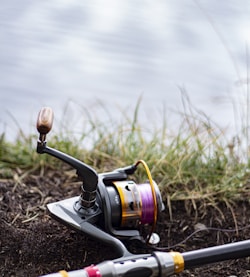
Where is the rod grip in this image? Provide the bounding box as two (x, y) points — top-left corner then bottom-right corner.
(37, 107), (54, 135)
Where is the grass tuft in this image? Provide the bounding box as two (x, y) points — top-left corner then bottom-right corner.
(0, 97), (249, 209)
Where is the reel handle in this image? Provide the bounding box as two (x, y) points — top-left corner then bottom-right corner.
(36, 107), (99, 208)
(37, 107), (54, 142)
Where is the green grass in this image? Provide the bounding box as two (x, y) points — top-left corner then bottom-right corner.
(0, 97), (249, 209)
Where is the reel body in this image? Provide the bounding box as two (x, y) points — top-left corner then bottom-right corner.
(45, 163), (164, 256)
(36, 107), (164, 257)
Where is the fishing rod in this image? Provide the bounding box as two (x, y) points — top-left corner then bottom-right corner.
(36, 107), (250, 277)
(40, 239), (250, 277)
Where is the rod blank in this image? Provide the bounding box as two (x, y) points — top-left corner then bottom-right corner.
(183, 239), (250, 269)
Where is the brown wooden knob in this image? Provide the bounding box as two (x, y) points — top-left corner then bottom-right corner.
(37, 107), (54, 135)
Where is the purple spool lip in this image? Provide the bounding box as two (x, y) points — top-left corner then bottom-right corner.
(138, 183), (155, 224)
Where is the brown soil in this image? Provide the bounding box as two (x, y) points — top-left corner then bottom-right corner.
(0, 168), (249, 277)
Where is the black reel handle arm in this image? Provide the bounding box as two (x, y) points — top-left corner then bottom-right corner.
(37, 144), (98, 194)
(36, 107), (98, 208)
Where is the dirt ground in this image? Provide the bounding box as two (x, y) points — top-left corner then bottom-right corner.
(0, 167), (249, 277)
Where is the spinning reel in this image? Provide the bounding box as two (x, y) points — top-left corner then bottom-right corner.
(36, 107), (165, 256)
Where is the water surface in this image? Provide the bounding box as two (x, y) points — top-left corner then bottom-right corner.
(0, 1), (249, 141)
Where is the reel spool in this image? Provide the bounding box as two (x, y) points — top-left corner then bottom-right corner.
(107, 160), (164, 244)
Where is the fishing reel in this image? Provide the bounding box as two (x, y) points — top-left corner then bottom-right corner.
(36, 107), (165, 256)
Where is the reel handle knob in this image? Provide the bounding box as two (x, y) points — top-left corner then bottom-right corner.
(37, 107), (54, 142)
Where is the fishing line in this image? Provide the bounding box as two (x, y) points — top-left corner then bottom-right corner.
(134, 160), (158, 244)
(151, 224), (250, 251)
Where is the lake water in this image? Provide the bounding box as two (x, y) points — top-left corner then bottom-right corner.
(0, 1), (249, 142)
